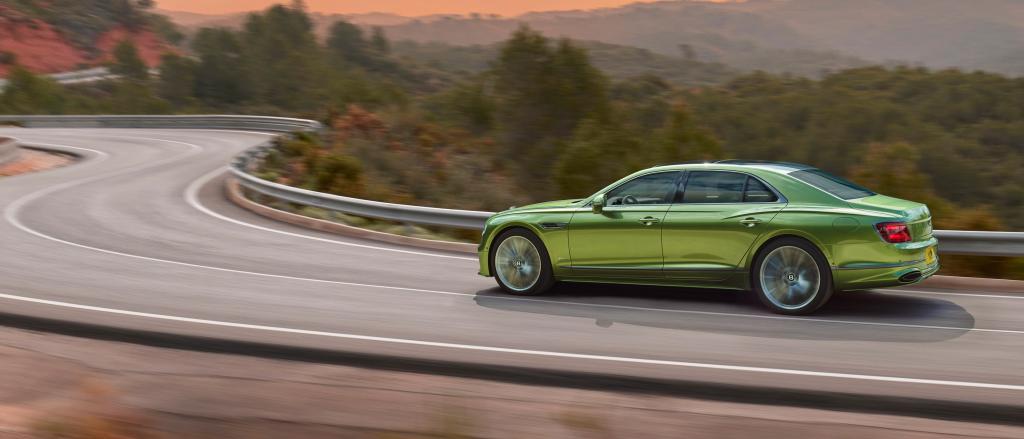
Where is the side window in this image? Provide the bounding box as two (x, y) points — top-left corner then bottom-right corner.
(606, 172), (680, 206)
(744, 177), (779, 202)
(682, 171), (780, 203)
(681, 171), (746, 203)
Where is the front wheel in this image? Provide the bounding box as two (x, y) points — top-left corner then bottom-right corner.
(752, 238), (834, 315)
(490, 229), (555, 295)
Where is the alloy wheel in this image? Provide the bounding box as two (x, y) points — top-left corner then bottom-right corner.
(759, 245), (821, 310)
(494, 235), (543, 292)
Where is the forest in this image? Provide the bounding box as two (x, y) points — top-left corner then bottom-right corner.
(2, 3), (1022, 277)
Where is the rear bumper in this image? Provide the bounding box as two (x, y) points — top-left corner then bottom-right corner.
(834, 259), (939, 291)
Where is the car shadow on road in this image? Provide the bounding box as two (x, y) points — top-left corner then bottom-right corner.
(473, 282), (975, 343)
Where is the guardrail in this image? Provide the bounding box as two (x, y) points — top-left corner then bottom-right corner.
(0, 67), (163, 91)
(932, 230), (1024, 257)
(1, 114), (1021, 256)
(230, 142), (493, 230)
(0, 115), (323, 133)
(0, 137), (19, 165)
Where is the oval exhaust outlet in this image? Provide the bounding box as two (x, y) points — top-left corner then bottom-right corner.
(899, 271), (923, 283)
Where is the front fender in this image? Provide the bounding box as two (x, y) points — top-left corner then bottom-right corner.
(478, 211), (575, 277)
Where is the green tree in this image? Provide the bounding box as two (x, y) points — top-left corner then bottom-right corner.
(431, 79), (496, 134)
(371, 27), (391, 54)
(848, 141), (954, 225)
(111, 39), (149, 81)
(0, 67), (70, 114)
(192, 28), (248, 105)
(849, 142), (935, 200)
(555, 119), (640, 198)
(157, 52), (198, 106)
(327, 20), (370, 66)
(106, 81), (170, 114)
(492, 26), (610, 192)
(242, 4), (325, 109)
(653, 102), (721, 162)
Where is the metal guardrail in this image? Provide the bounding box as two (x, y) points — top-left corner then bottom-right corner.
(0, 137), (19, 166)
(0, 114), (1021, 256)
(0, 67), (163, 91)
(932, 230), (1024, 257)
(0, 115), (322, 133)
(230, 142), (493, 230)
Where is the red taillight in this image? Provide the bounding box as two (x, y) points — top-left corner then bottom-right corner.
(876, 222), (912, 243)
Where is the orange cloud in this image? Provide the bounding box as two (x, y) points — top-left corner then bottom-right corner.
(156, 0), (684, 16)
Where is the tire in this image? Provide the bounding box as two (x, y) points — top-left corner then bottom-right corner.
(490, 228), (556, 296)
(752, 237), (834, 315)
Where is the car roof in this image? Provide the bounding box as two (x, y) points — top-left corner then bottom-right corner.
(653, 160), (814, 174)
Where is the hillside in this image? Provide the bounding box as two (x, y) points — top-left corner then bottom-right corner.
(377, 2), (871, 77)
(393, 40), (738, 86)
(726, 0), (1024, 74)
(158, 8), (417, 38)
(0, 1), (177, 76)
(379, 0), (1024, 76)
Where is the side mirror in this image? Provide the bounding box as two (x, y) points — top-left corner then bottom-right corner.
(592, 193), (606, 213)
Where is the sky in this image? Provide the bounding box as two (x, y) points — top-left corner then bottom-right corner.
(155, 1), (694, 16)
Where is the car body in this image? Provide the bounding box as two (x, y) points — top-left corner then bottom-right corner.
(478, 160), (939, 314)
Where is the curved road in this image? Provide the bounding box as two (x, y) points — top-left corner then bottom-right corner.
(1, 128), (1022, 414)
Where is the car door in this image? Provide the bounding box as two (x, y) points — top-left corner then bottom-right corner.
(662, 170), (786, 281)
(568, 171), (682, 278)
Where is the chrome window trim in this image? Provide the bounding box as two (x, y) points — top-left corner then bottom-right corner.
(676, 169), (789, 205)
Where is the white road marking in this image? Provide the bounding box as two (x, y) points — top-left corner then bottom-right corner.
(184, 166), (476, 261)
(1, 291), (1022, 391)
(890, 289), (1024, 300)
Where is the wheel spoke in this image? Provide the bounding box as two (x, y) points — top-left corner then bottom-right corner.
(495, 236), (543, 292)
(759, 246), (821, 310)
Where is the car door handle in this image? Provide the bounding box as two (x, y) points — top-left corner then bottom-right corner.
(740, 217), (763, 227)
(638, 216), (661, 226)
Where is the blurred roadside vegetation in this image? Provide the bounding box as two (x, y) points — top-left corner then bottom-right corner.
(1, 3), (1022, 278)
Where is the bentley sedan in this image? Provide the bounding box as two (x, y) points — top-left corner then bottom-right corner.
(478, 161), (939, 314)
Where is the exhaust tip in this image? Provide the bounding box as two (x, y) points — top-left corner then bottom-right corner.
(899, 271), (923, 283)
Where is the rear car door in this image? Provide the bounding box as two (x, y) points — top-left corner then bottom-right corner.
(662, 170), (786, 281)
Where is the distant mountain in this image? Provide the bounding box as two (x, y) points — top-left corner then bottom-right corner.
(160, 0), (1024, 77)
(158, 9), (418, 37)
(393, 39), (739, 86)
(721, 0), (1024, 74)
(380, 2), (868, 77)
(380, 0), (1024, 76)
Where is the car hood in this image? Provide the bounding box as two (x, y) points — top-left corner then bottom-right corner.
(501, 199), (582, 214)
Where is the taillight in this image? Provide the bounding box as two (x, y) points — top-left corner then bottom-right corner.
(876, 222), (912, 243)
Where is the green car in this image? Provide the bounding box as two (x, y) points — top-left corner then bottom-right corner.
(478, 161), (939, 314)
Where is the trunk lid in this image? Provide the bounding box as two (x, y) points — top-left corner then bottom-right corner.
(848, 195), (933, 241)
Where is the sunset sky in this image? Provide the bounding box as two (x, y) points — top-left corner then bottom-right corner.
(155, 1), (711, 16)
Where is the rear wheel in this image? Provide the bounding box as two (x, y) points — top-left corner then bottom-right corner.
(753, 238), (834, 315)
(491, 229), (555, 295)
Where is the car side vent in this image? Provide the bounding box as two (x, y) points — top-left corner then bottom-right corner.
(539, 222), (568, 230)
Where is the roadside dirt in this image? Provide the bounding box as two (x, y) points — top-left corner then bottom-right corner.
(0, 328), (1020, 438)
(0, 149), (74, 177)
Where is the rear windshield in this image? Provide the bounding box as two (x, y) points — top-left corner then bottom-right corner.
(790, 169), (875, 200)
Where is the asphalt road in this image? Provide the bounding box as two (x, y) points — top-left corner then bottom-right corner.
(0, 129), (1022, 415)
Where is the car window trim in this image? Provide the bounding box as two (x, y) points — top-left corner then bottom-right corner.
(588, 170), (684, 207)
(676, 169), (788, 205)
